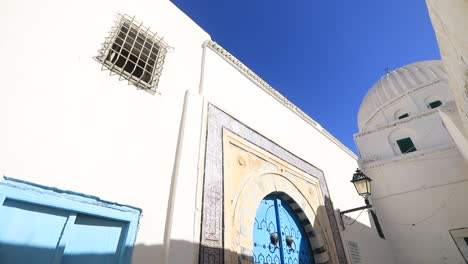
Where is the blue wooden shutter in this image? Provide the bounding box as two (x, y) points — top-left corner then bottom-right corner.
(0, 178), (141, 264)
(0, 199), (70, 264)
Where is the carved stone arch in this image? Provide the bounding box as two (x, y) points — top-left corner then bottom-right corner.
(231, 172), (330, 264)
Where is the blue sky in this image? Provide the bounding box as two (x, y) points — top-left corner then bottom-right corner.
(171, 0), (440, 154)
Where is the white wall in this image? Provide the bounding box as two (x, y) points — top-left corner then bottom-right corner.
(356, 109), (454, 162)
(202, 47), (396, 264)
(356, 56), (468, 263)
(426, 0), (468, 137)
(0, 0), (209, 258)
(0, 1), (397, 263)
(364, 151), (468, 264)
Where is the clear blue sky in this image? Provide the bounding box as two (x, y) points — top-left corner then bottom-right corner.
(171, 0), (440, 154)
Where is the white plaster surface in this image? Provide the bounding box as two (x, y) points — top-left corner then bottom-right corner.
(202, 48), (396, 264)
(0, 1), (397, 263)
(426, 0), (468, 137)
(0, 0), (209, 253)
(356, 59), (468, 263)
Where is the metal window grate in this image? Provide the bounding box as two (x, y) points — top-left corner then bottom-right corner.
(96, 14), (169, 93)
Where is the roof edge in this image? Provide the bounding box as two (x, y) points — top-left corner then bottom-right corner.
(206, 40), (357, 160)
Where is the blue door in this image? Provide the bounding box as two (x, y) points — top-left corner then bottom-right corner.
(253, 195), (314, 264)
(0, 199), (128, 264)
(0, 199), (70, 264)
(0, 178), (141, 264)
(60, 214), (127, 264)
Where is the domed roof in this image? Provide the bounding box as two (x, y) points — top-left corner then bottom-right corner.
(357, 60), (447, 131)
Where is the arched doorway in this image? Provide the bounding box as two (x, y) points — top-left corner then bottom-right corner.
(253, 194), (314, 264)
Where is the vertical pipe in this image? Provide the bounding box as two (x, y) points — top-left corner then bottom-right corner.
(163, 90), (191, 264)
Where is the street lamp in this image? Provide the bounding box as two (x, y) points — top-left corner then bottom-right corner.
(339, 169), (385, 239)
(350, 169), (372, 202)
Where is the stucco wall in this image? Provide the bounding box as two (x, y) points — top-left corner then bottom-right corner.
(363, 151), (468, 264)
(426, 0), (468, 137)
(0, 1), (396, 263)
(0, 0), (209, 260)
(355, 109), (455, 161)
(202, 47), (396, 264)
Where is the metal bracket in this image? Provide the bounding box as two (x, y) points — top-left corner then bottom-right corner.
(339, 201), (385, 239)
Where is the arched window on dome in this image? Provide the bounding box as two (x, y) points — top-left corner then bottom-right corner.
(398, 113), (409, 120)
(394, 109), (410, 121)
(428, 100), (443, 109)
(424, 95), (443, 109)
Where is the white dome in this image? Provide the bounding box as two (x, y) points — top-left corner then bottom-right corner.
(357, 60), (447, 131)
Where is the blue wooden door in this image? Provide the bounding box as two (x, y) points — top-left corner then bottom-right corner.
(0, 199), (70, 264)
(60, 214), (127, 264)
(253, 195), (314, 264)
(0, 199), (128, 264)
(253, 197), (282, 264)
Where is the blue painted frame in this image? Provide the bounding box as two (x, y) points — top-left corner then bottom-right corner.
(0, 177), (142, 264)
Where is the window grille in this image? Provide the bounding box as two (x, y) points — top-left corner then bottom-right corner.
(96, 14), (168, 93)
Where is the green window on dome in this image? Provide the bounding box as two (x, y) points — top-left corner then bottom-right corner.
(429, 100), (442, 109)
(398, 113), (409, 119)
(396, 137), (416, 154)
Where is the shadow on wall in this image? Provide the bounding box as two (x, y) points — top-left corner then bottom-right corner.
(133, 200), (390, 264)
(312, 196), (349, 264)
(0, 242), (146, 264)
(0, 240), (230, 264)
(132, 243), (165, 264)
(133, 241), (246, 264)
(0, 218), (386, 264)
(322, 196), (394, 264)
(0, 202), (387, 264)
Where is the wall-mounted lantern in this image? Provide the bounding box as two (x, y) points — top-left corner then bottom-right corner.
(339, 169), (385, 239)
(350, 169), (372, 200)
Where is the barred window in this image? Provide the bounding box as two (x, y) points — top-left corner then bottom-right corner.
(96, 14), (168, 93)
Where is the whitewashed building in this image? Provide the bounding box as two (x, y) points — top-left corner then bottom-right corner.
(355, 60), (468, 264)
(352, 0), (468, 262)
(0, 0), (466, 263)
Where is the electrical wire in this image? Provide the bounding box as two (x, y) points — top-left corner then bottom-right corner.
(372, 180), (459, 226)
(343, 208), (366, 225)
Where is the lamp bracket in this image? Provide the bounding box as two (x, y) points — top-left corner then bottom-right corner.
(339, 204), (372, 216)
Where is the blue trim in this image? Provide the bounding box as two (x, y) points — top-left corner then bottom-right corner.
(273, 198), (286, 262)
(0, 177), (142, 264)
(0, 193), (6, 205)
(52, 213), (77, 264)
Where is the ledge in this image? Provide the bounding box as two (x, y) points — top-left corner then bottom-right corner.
(205, 40), (357, 160)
